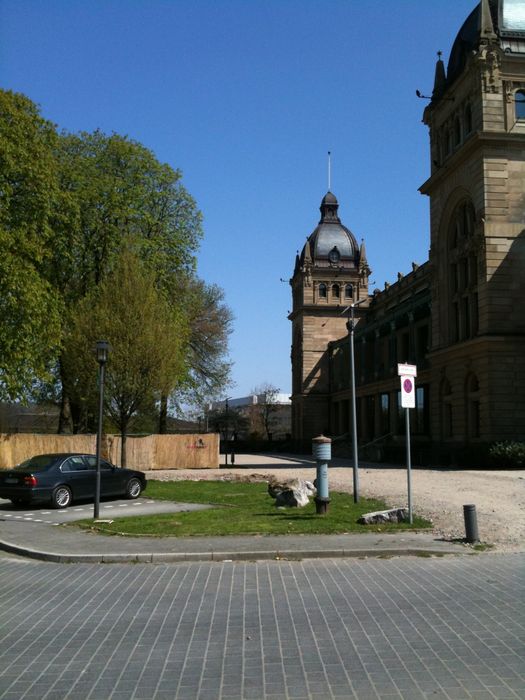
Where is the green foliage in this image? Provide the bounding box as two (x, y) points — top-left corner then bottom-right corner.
(0, 90), (65, 398)
(489, 441), (525, 468)
(75, 480), (432, 537)
(55, 130), (203, 297)
(63, 249), (189, 442)
(175, 276), (234, 406)
(0, 90), (232, 422)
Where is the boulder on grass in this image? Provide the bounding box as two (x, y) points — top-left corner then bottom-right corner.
(268, 478), (316, 508)
(358, 508), (409, 525)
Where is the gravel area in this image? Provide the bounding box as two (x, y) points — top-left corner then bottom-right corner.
(145, 453), (525, 552)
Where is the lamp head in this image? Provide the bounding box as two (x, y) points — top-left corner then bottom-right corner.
(96, 340), (110, 364)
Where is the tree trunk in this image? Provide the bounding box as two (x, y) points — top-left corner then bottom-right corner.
(159, 393), (168, 434)
(120, 431), (127, 468)
(57, 357), (73, 434)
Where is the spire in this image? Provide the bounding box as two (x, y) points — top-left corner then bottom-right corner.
(303, 238), (312, 263)
(432, 51), (447, 99)
(359, 238), (367, 264)
(479, 0), (496, 40)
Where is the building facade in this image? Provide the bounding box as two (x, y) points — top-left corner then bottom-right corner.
(290, 0), (525, 462)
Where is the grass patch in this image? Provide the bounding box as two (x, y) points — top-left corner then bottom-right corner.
(74, 480), (431, 537)
(472, 542), (495, 552)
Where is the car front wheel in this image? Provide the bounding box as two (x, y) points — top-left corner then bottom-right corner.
(126, 478), (142, 499)
(52, 485), (72, 509)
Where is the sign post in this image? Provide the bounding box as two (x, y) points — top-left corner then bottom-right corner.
(398, 363), (417, 524)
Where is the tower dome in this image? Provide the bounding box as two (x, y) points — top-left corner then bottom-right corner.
(302, 191), (359, 266)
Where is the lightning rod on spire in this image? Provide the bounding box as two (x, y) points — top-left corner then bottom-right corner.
(328, 151), (331, 191)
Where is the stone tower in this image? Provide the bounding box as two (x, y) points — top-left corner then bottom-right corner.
(289, 192), (370, 445)
(420, 0), (525, 444)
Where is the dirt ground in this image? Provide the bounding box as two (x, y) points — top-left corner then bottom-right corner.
(145, 453), (525, 553)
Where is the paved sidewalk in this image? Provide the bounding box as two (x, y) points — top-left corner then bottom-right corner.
(0, 517), (463, 563)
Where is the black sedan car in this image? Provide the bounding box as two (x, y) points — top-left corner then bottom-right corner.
(0, 453), (147, 509)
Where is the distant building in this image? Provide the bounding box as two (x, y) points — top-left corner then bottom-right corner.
(290, 0), (525, 462)
(210, 393), (291, 440)
(0, 403), (59, 434)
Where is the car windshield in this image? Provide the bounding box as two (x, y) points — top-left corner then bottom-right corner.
(14, 455), (59, 472)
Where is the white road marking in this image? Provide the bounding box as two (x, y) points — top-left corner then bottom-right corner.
(105, 505), (114, 508)
(33, 519), (43, 522)
(41, 511), (51, 515)
(74, 508), (84, 511)
(118, 504), (128, 507)
(23, 517), (32, 521)
(4, 514), (12, 518)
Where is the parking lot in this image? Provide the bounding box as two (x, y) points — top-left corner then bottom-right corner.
(0, 497), (210, 525)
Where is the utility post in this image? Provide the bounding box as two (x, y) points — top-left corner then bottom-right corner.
(343, 297), (368, 503)
(94, 340), (109, 520)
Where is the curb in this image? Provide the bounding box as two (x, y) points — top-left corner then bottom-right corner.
(0, 538), (460, 564)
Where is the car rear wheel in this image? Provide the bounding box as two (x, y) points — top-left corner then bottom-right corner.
(52, 485), (72, 509)
(126, 478), (142, 499)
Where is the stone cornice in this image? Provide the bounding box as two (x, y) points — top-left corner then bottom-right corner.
(419, 131), (525, 195)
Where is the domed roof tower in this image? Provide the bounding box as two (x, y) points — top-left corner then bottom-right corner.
(289, 191), (371, 443)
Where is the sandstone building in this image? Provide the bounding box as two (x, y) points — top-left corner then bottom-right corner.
(290, 0), (525, 462)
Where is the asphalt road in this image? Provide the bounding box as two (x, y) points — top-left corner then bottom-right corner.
(0, 554), (523, 700)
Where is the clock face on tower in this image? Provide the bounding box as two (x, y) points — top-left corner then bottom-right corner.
(329, 247), (340, 264)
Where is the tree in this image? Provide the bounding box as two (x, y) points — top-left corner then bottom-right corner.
(53, 130), (204, 431)
(207, 405), (249, 442)
(251, 383), (281, 440)
(0, 90), (70, 399)
(158, 275), (233, 431)
(63, 249), (188, 465)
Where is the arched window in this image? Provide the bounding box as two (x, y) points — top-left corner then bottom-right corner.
(440, 378), (453, 438)
(516, 90), (525, 120)
(465, 103), (473, 134)
(448, 200), (478, 343)
(344, 284), (353, 299)
(466, 373), (480, 439)
(331, 284), (340, 299)
(454, 117), (461, 146)
(318, 283), (327, 299)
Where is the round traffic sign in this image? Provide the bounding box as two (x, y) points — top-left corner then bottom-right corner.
(403, 378), (413, 393)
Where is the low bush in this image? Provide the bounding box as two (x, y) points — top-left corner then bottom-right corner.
(489, 441), (525, 468)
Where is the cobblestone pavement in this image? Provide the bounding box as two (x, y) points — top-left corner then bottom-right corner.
(0, 554), (523, 700)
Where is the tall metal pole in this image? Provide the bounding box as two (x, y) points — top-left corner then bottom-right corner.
(224, 398), (229, 467)
(94, 359), (106, 520)
(348, 305), (360, 503)
(405, 407), (413, 524)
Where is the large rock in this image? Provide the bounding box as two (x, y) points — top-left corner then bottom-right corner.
(268, 478), (316, 508)
(358, 507), (409, 525)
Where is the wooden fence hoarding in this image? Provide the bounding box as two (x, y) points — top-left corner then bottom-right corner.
(0, 433), (219, 470)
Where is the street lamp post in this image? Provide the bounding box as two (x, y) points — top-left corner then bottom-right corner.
(224, 398), (230, 467)
(345, 298), (368, 503)
(94, 341), (109, 520)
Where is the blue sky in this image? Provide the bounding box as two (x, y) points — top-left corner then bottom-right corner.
(1, 0), (476, 399)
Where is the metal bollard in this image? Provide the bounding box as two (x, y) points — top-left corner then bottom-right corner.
(312, 435), (331, 515)
(463, 504), (479, 543)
